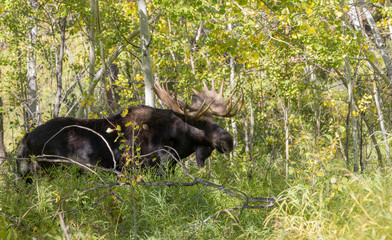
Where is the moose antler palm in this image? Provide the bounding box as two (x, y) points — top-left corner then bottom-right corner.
(153, 80), (244, 118)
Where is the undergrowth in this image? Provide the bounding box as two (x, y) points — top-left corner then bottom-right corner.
(1, 157), (392, 239)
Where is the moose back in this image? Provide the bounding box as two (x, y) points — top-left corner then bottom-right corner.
(17, 80), (243, 177)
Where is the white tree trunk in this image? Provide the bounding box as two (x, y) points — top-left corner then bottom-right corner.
(228, 23), (237, 150)
(373, 82), (391, 164)
(138, 0), (154, 107)
(361, 0), (392, 81)
(27, 0), (40, 125)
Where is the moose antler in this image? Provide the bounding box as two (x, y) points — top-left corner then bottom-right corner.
(153, 80), (243, 118)
(153, 81), (214, 118)
(191, 79), (244, 117)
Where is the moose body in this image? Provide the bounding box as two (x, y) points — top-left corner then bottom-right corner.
(17, 80), (242, 178)
(17, 105), (233, 175)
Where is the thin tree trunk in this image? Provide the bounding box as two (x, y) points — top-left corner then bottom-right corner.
(27, 0), (40, 125)
(0, 90), (6, 161)
(278, 97), (290, 179)
(228, 23), (237, 151)
(363, 117), (384, 168)
(388, 0), (392, 43)
(54, 17), (67, 117)
(345, 55), (360, 172)
(138, 0), (154, 107)
(106, 64), (120, 111)
(89, 0), (97, 83)
(361, 0), (392, 81)
(373, 80), (391, 164)
(359, 113), (364, 172)
(0, 71), (5, 160)
(284, 102), (290, 179)
(308, 64), (320, 150)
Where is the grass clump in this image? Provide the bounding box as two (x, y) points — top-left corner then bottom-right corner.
(265, 170), (392, 239)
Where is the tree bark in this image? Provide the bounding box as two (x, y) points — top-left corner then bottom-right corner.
(363, 117), (384, 168)
(346, 58), (359, 172)
(278, 97), (290, 179)
(138, 0), (154, 107)
(372, 81), (391, 164)
(308, 64), (320, 150)
(54, 17), (67, 117)
(0, 89), (6, 161)
(106, 64), (120, 111)
(26, 0), (40, 126)
(361, 1), (392, 82)
(228, 23), (237, 151)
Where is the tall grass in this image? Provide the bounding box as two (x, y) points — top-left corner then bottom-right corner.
(265, 169), (392, 239)
(1, 158), (392, 239)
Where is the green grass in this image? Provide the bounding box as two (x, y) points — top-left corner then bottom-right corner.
(1, 158), (392, 239)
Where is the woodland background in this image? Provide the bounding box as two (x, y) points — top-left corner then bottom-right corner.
(1, 0), (392, 239)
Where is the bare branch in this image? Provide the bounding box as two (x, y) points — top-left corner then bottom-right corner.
(58, 212), (71, 240)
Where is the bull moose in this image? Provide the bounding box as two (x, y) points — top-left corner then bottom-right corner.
(17, 80), (243, 178)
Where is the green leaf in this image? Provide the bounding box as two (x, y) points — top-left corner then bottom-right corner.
(341, 177), (348, 184)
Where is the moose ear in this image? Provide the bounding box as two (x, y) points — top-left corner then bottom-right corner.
(195, 146), (214, 168)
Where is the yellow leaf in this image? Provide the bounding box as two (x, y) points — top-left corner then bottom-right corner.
(56, 195), (61, 203)
(137, 175), (143, 181)
(132, 179), (137, 186)
(125, 121), (134, 127)
(121, 109), (128, 117)
(305, 8), (313, 14)
(334, 10), (343, 18)
(308, 27), (316, 34)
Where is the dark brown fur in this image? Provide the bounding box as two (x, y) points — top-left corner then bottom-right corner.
(17, 105), (233, 177)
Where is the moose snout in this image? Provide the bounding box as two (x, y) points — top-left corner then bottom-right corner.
(219, 140), (233, 153)
(213, 135), (233, 153)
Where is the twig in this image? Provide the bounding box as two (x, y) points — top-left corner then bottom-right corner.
(41, 124), (117, 169)
(0, 210), (28, 228)
(58, 212), (71, 240)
